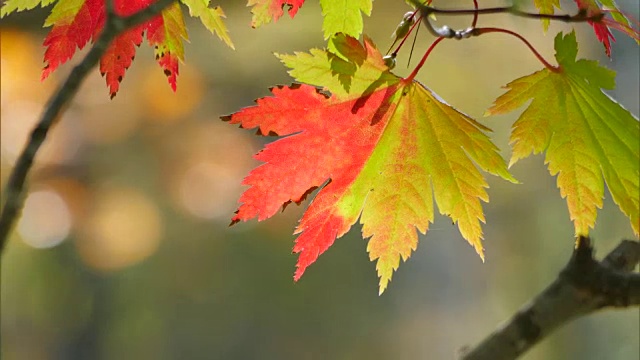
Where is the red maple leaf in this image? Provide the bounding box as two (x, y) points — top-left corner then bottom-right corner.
(573, 0), (615, 56)
(249, 0), (305, 28)
(41, 0), (105, 80)
(41, 0), (186, 97)
(226, 36), (514, 293)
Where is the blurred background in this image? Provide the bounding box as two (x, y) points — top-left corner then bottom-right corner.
(1, 0), (638, 359)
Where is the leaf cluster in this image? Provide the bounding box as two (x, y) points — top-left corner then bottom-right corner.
(2, 0), (639, 293)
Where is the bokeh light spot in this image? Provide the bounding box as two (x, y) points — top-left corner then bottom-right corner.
(17, 190), (72, 249)
(77, 187), (163, 271)
(140, 65), (204, 123)
(178, 162), (239, 219)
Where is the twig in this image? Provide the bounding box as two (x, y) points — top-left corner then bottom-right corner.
(459, 237), (640, 360)
(408, 1), (600, 23)
(406, 0), (604, 40)
(0, 0), (177, 256)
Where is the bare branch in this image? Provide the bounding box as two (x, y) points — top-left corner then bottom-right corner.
(0, 0), (177, 256)
(460, 237), (640, 360)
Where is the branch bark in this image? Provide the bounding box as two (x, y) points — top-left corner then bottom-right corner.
(0, 0), (176, 256)
(460, 237), (640, 360)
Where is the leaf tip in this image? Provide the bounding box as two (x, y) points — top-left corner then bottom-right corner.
(508, 157), (520, 169)
(293, 267), (304, 282)
(474, 244), (485, 263)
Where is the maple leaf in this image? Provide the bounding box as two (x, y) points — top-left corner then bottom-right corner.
(100, 27), (144, 98)
(181, 0), (234, 49)
(572, 0), (639, 56)
(597, 0), (640, 43)
(145, 1), (189, 91)
(530, 0), (638, 56)
(0, 0), (55, 17)
(531, 0), (561, 31)
(225, 35), (515, 294)
(40, 0), (106, 81)
(487, 31), (640, 236)
(247, 0), (372, 39)
(248, 0), (304, 28)
(3, 0), (233, 97)
(40, 0), (188, 96)
(573, 0), (616, 56)
(99, 0), (154, 98)
(319, 0), (372, 39)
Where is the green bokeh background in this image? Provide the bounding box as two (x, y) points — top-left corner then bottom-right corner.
(1, 1), (638, 359)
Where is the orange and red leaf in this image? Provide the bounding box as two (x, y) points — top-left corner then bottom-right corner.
(226, 35), (514, 293)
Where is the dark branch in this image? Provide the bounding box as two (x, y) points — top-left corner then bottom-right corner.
(0, 0), (176, 256)
(459, 237), (640, 360)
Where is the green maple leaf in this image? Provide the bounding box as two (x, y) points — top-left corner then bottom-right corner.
(226, 35), (515, 294)
(181, 0), (234, 49)
(1, 0), (56, 17)
(531, 0), (561, 31)
(487, 31), (640, 236)
(319, 0), (372, 39)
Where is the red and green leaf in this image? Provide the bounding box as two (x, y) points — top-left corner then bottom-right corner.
(530, 0), (639, 56)
(145, 1), (188, 92)
(226, 35), (515, 293)
(248, 0), (304, 28)
(247, 0), (372, 39)
(2, 0), (233, 97)
(572, 0), (638, 56)
(41, 0), (105, 80)
(487, 31), (640, 236)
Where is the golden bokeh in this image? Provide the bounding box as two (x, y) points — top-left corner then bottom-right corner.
(76, 186), (163, 271)
(139, 63), (205, 123)
(163, 120), (257, 221)
(0, 29), (79, 167)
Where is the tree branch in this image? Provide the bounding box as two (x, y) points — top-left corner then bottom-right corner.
(0, 0), (177, 256)
(460, 237), (640, 360)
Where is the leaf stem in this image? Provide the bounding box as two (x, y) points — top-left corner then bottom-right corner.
(471, 0), (479, 28)
(0, 0), (177, 257)
(404, 37), (445, 83)
(391, 11), (422, 57)
(475, 27), (560, 72)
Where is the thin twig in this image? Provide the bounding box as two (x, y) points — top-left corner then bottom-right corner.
(407, 0), (601, 23)
(459, 237), (640, 360)
(0, 0), (176, 256)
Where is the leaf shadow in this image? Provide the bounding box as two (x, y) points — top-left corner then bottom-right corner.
(352, 76), (400, 126)
(327, 33), (367, 93)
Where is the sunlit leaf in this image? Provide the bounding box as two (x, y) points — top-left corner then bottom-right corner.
(226, 35), (514, 293)
(487, 31), (639, 235)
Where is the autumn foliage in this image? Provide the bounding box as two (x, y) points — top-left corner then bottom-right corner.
(2, 0), (638, 293)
